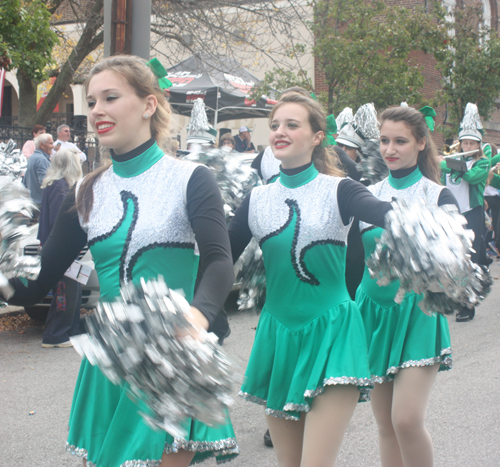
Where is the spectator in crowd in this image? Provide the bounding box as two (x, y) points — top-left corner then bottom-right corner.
(22, 125), (46, 159)
(53, 124), (87, 162)
(219, 133), (236, 152)
(24, 133), (54, 208)
(234, 126), (256, 153)
(38, 148), (83, 348)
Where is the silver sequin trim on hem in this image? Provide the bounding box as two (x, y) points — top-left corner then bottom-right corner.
(239, 391), (302, 420)
(303, 376), (373, 398)
(67, 443), (161, 467)
(265, 408), (301, 421)
(240, 382), (372, 420)
(164, 437), (239, 455)
(67, 439), (238, 466)
(238, 391), (267, 406)
(371, 348), (453, 384)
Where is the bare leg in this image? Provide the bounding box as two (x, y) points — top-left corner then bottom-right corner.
(82, 460), (87, 467)
(301, 385), (359, 467)
(391, 365), (440, 467)
(160, 450), (195, 467)
(370, 382), (404, 467)
(266, 414), (305, 467)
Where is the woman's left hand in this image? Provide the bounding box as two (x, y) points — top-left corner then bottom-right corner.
(183, 306), (209, 339)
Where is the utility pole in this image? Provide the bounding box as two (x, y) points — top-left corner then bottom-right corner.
(104, 0), (151, 60)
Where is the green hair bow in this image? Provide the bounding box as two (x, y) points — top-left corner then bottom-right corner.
(322, 114), (338, 147)
(419, 106), (436, 132)
(146, 58), (172, 90)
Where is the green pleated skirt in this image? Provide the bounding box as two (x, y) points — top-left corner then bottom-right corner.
(66, 359), (239, 466)
(240, 300), (373, 420)
(355, 288), (452, 383)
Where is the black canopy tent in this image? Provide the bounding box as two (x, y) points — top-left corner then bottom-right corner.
(166, 54), (276, 126)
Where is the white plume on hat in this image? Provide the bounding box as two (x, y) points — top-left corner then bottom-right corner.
(336, 103), (379, 149)
(458, 103), (483, 142)
(335, 107), (354, 132)
(187, 98), (216, 144)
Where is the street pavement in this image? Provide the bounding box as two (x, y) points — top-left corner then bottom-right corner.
(1, 262), (500, 467)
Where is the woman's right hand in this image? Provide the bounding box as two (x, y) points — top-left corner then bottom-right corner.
(487, 163), (500, 184)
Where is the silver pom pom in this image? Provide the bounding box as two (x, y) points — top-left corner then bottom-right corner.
(235, 239), (266, 312)
(71, 276), (240, 438)
(359, 140), (389, 184)
(184, 148), (260, 220)
(367, 200), (491, 315)
(400, 102), (409, 107)
(0, 139), (27, 181)
(0, 176), (40, 304)
(353, 103), (380, 140)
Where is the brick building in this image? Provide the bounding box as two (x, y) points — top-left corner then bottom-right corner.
(314, 0), (500, 149)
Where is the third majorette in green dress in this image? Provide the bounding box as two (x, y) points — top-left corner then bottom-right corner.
(229, 163), (395, 419)
(356, 166), (453, 383)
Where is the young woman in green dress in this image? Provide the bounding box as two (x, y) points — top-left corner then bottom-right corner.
(228, 93), (394, 466)
(5, 55), (239, 466)
(356, 106), (456, 467)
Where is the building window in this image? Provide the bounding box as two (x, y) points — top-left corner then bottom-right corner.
(442, 0), (456, 22)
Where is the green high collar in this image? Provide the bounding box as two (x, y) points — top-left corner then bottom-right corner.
(388, 166), (423, 190)
(279, 163), (319, 188)
(111, 141), (164, 178)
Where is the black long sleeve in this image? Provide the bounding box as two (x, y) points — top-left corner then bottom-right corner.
(251, 151), (264, 180)
(228, 193), (253, 263)
(335, 147), (363, 182)
(9, 188), (88, 306)
(186, 166), (234, 327)
(338, 178), (392, 226)
(437, 188), (459, 208)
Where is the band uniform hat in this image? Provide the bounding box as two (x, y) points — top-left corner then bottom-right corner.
(458, 103), (483, 142)
(336, 123), (364, 149)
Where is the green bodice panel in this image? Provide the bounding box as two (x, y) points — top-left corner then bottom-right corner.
(262, 207), (350, 331)
(89, 195), (198, 303)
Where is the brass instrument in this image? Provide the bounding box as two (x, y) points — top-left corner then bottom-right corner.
(442, 141), (460, 156)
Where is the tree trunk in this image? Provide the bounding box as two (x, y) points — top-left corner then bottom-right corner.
(16, 68), (38, 128)
(34, 0), (104, 126)
(327, 83), (334, 115)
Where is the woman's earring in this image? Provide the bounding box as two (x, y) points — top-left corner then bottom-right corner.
(143, 113), (150, 119)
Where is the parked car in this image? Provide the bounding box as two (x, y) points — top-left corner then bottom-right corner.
(19, 224), (100, 322)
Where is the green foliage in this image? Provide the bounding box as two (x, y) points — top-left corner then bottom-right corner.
(433, 3), (500, 135)
(0, 0), (58, 81)
(311, 0), (447, 114)
(249, 66), (313, 101)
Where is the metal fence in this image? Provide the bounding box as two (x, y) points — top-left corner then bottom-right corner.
(0, 113), (76, 131)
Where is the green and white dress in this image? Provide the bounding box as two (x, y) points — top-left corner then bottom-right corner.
(65, 142), (238, 466)
(4, 139), (240, 466)
(229, 164), (392, 419)
(356, 168), (452, 383)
